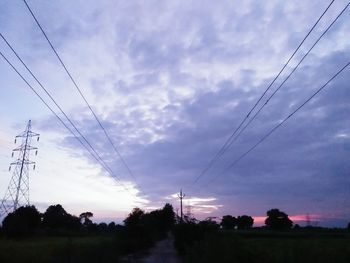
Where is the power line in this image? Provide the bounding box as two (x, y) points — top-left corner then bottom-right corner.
(0, 33), (137, 196)
(0, 33), (117, 181)
(22, 0), (142, 192)
(216, 1), (350, 161)
(0, 50), (134, 195)
(199, 61), (350, 191)
(189, 0), (338, 187)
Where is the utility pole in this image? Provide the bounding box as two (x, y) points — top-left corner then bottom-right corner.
(178, 189), (185, 223)
(0, 120), (40, 218)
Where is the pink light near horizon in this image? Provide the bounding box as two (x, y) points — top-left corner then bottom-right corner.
(253, 214), (321, 226)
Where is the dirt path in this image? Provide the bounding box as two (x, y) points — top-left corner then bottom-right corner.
(120, 235), (180, 263)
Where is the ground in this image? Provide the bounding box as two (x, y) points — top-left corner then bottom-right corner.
(121, 234), (180, 263)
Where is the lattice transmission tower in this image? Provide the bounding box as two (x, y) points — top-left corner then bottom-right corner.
(0, 120), (40, 218)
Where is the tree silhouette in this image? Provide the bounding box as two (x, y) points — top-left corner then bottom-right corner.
(236, 215), (254, 229)
(65, 215), (81, 231)
(161, 203), (176, 230)
(2, 205), (41, 237)
(199, 218), (220, 231)
(79, 212), (93, 226)
(108, 221), (116, 231)
(144, 203), (175, 232)
(123, 204), (175, 239)
(97, 222), (108, 232)
(294, 224), (301, 230)
(124, 208), (144, 228)
(265, 208), (293, 230)
(42, 204), (80, 230)
(221, 215), (237, 230)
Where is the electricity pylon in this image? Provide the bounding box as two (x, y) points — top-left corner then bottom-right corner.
(185, 202), (193, 219)
(0, 120), (39, 218)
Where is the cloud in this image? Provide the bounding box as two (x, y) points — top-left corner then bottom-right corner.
(1, 0), (349, 224)
(53, 48), (350, 221)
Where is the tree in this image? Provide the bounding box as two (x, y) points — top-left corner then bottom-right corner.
(42, 204), (68, 229)
(294, 224), (301, 230)
(65, 215), (81, 231)
(79, 212), (93, 226)
(221, 215), (237, 230)
(124, 208), (144, 228)
(198, 218), (220, 232)
(97, 222), (108, 232)
(107, 221), (116, 231)
(2, 206), (41, 237)
(236, 215), (254, 229)
(42, 204), (80, 231)
(161, 203), (176, 230)
(265, 208), (293, 230)
(347, 222), (350, 231)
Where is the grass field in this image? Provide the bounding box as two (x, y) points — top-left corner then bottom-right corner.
(183, 230), (350, 263)
(0, 233), (155, 263)
(0, 236), (119, 263)
(1, 229), (350, 262)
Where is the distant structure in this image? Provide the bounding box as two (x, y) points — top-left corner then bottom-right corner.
(0, 120), (40, 218)
(185, 202), (193, 219)
(178, 189), (185, 222)
(306, 213), (311, 227)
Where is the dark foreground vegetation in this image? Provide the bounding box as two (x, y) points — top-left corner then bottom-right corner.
(1, 205), (350, 263)
(174, 226), (350, 263)
(173, 209), (350, 263)
(0, 203), (175, 263)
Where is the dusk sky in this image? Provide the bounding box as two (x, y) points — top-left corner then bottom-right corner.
(0, 0), (349, 227)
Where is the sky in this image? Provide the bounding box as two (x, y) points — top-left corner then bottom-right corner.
(0, 0), (349, 227)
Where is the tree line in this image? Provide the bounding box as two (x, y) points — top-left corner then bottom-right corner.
(1, 204), (349, 239)
(1, 204), (99, 237)
(0, 203), (176, 239)
(221, 209), (293, 230)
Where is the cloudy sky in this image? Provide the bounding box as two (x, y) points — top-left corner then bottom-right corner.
(0, 0), (349, 226)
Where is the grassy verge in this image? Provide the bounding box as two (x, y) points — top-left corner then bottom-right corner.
(179, 229), (350, 263)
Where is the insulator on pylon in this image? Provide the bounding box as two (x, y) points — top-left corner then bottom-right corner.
(14, 138), (17, 144)
(37, 137), (40, 142)
(33, 165), (36, 170)
(35, 150), (38, 156)
(9, 166), (11, 171)
(11, 152), (14, 157)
